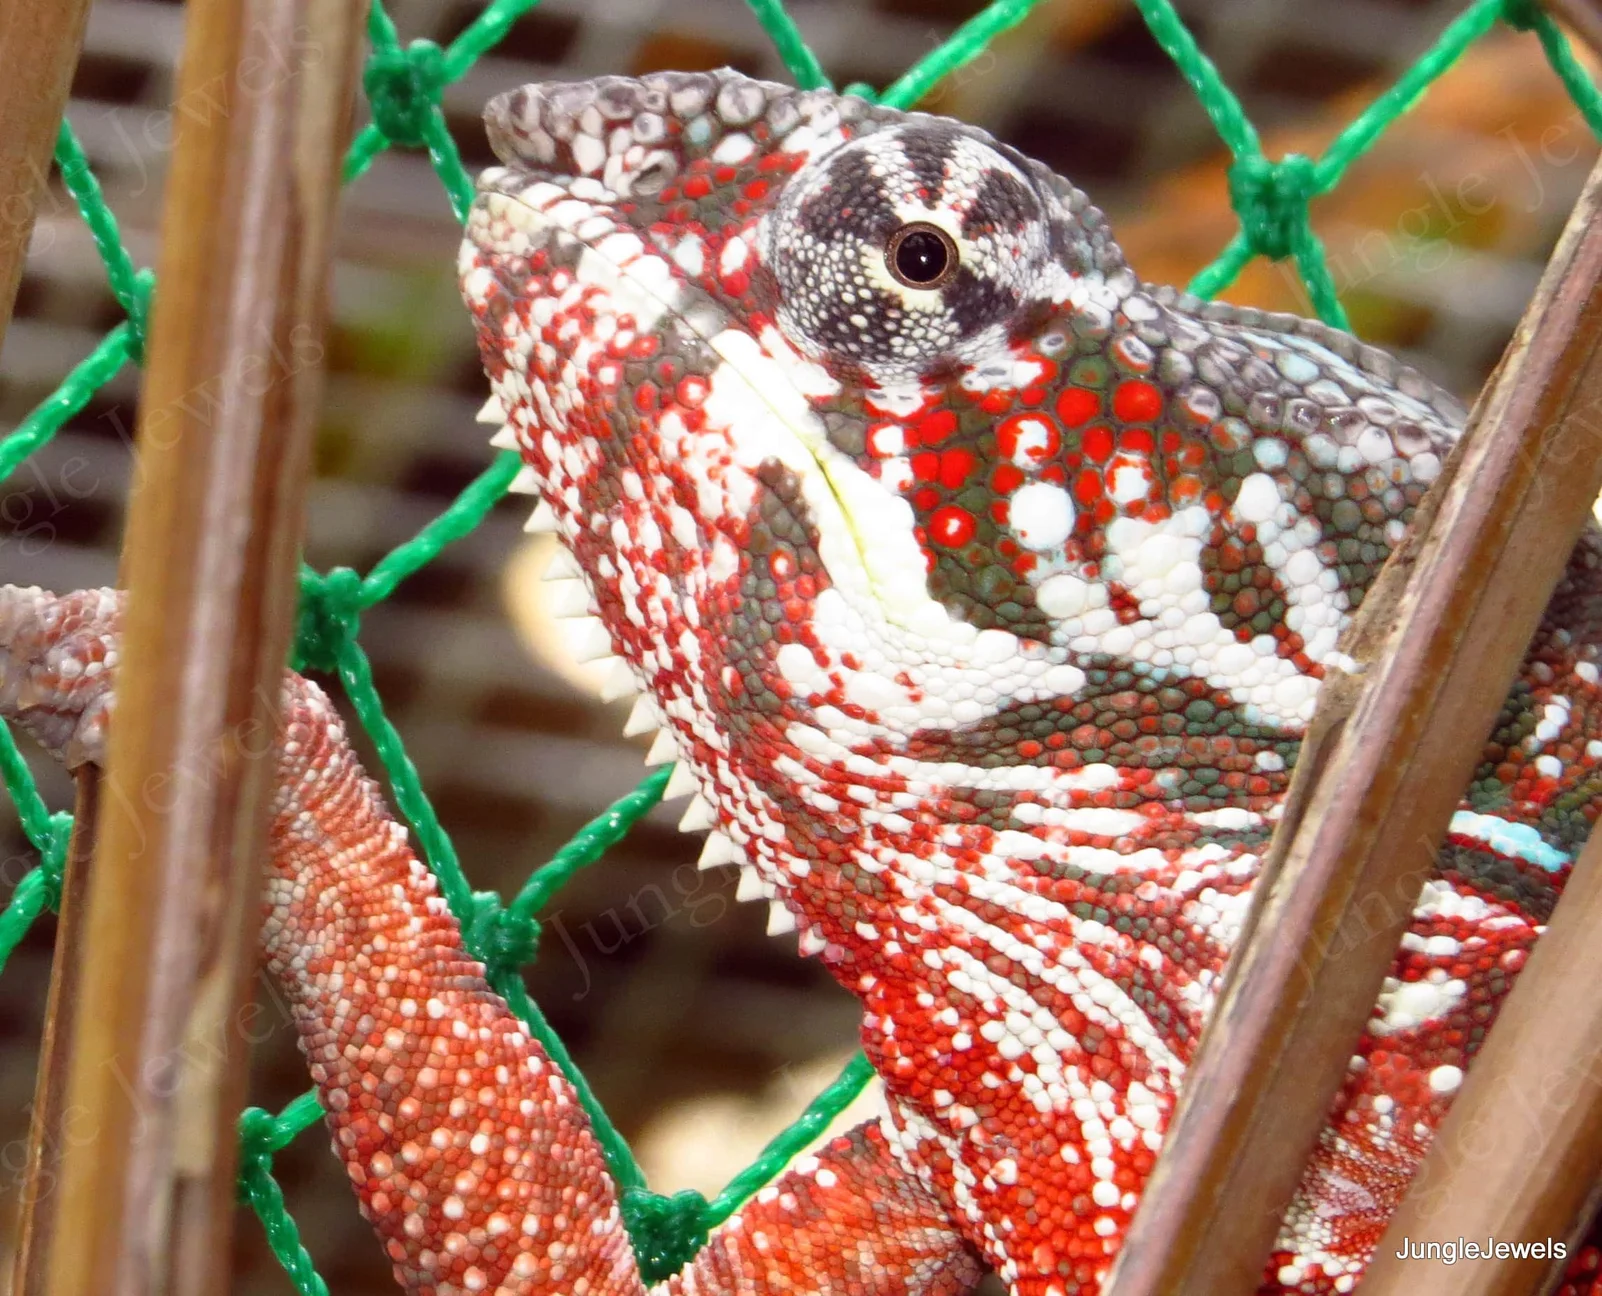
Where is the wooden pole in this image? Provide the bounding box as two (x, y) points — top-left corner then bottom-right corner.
(1104, 154), (1602, 1296)
(37, 2), (363, 1295)
(12, 772), (100, 1296)
(1356, 820), (1602, 1296)
(0, 0), (93, 361)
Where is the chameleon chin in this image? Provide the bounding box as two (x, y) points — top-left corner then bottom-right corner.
(4, 69), (1598, 1296)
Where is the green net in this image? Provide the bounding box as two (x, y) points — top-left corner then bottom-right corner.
(1, 0), (1599, 1288)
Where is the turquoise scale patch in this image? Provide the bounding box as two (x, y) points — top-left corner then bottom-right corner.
(1448, 809), (1570, 873)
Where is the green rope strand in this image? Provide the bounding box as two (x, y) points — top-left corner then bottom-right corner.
(53, 124), (153, 351)
(441, 0), (542, 81)
(1313, 0), (1503, 192)
(1187, 230), (1255, 301)
(422, 110), (475, 222)
(362, 452), (522, 604)
(705, 1051), (874, 1223)
(254, 1090), (325, 1150)
(0, 865), (63, 975)
(507, 766), (672, 922)
(743, 0), (833, 91)
(239, 1105), (332, 1296)
(0, 727), (73, 974)
(342, 124), (390, 186)
(1129, 0), (1259, 160)
(1290, 214), (1350, 331)
(0, 323), (137, 483)
(881, 0), (1054, 110)
(1528, 9), (1602, 136)
(0, 721), (57, 849)
(333, 636), (475, 919)
(485, 962), (648, 1192)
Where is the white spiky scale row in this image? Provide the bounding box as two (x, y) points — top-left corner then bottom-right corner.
(639, 739), (809, 945)
(644, 729), (678, 766)
(631, 720), (813, 946)
(598, 659), (637, 703)
(543, 548), (582, 581)
(547, 579), (595, 619)
(623, 695), (662, 737)
(662, 763), (698, 801)
(627, 724), (815, 950)
(678, 793), (716, 832)
(499, 361), (814, 953)
(697, 831), (740, 870)
(524, 499), (560, 534)
(562, 616), (613, 663)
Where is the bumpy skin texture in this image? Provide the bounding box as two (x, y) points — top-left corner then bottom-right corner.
(457, 71), (1602, 1296)
(3, 69), (1602, 1296)
(0, 585), (984, 1296)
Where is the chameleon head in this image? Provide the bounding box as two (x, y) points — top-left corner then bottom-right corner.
(458, 67), (1135, 648)
(454, 70), (1448, 870)
(455, 71), (1168, 899)
(458, 71), (1468, 1288)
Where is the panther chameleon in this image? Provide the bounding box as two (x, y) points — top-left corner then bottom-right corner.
(3, 69), (1601, 1296)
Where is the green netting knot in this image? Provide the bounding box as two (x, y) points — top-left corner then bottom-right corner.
(463, 889), (540, 969)
(621, 1187), (710, 1283)
(37, 810), (73, 910)
(123, 269), (156, 365)
(840, 81), (877, 100)
(294, 567), (363, 674)
(1500, 0), (1542, 30)
(235, 1106), (279, 1196)
(1228, 152), (1319, 262)
(364, 40), (448, 148)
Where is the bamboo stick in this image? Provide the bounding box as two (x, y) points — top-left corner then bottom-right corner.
(1357, 818), (1602, 1296)
(37, 2), (363, 1294)
(0, 0), (92, 362)
(12, 772), (99, 1296)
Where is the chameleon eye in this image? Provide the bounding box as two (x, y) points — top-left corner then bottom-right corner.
(887, 222), (958, 288)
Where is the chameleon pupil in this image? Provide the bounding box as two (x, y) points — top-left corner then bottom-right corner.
(888, 222), (956, 287)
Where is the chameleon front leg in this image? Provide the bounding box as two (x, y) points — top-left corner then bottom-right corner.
(0, 584), (980, 1296)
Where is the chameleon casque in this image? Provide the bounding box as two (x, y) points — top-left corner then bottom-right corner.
(2, 68), (1601, 1296)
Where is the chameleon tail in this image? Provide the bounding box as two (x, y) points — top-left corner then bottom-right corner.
(0, 584), (982, 1296)
(0, 584), (644, 1296)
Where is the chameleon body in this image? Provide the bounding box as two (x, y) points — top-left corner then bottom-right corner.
(3, 70), (1602, 1296)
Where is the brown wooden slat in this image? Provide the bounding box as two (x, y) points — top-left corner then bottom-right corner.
(1355, 818), (1602, 1296)
(1104, 154), (1602, 1296)
(0, 0), (92, 361)
(38, 2), (363, 1294)
(12, 771), (99, 1296)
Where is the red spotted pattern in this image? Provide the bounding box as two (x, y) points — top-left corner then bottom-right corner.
(5, 67), (1600, 1296)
